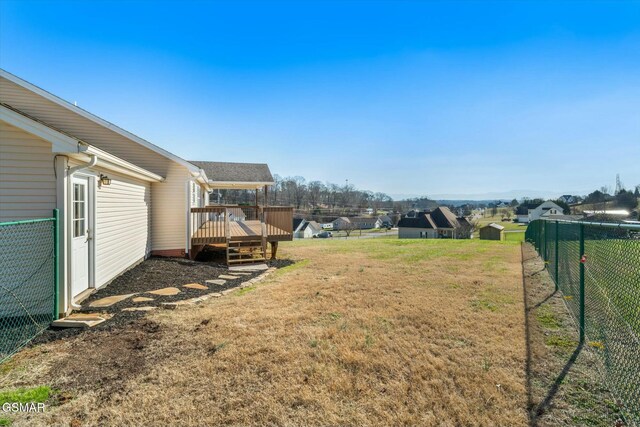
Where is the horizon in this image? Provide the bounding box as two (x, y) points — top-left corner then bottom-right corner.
(1, 1), (639, 197)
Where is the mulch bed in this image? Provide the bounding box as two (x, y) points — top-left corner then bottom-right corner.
(31, 255), (293, 345)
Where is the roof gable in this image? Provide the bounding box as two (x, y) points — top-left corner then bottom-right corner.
(1, 69), (198, 177)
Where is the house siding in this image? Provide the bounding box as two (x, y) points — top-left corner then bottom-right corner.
(151, 162), (191, 254)
(398, 227), (437, 239)
(0, 121), (56, 221)
(94, 169), (151, 288)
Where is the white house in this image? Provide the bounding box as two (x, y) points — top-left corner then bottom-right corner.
(515, 201), (564, 223)
(0, 70), (212, 315)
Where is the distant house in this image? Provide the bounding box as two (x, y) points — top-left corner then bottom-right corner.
(398, 207), (471, 239)
(516, 201), (564, 223)
(479, 223), (504, 240)
(375, 215), (393, 229)
(332, 216), (377, 230)
(332, 217), (352, 230)
(294, 220), (322, 238)
(559, 195), (577, 204)
(349, 217), (377, 229)
(292, 218), (305, 237)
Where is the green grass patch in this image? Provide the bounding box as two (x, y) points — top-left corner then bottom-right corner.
(0, 416), (11, 426)
(0, 386), (51, 406)
(536, 307), (561, 329)
(271, 259), (310, 278)
(235, 285), (256, 296)
(545, 335), (578, 349)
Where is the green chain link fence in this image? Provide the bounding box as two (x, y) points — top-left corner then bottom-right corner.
(526, 219), (640, 425)
(0, 210), (59, 363)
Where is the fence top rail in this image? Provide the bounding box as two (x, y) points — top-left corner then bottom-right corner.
(537, 218), (640, 231)
(0, 217), (55, 227)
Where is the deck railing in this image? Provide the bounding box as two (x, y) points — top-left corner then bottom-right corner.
(189, 205), (294, 244)
(190, 206), (227, 244)
(264, 207), (294, 236)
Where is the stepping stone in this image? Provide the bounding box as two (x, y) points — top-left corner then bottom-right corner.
(228, 272), (251, 276)
(52, 313), (110, 328)
(132, 297), (154, 303)
(206, 279), (226, 286)
(148, 287), (181, 296)
(89, 293), (136, 308)
(122, 306), (157, 312)
(183, 283), (208, 290)
(229, 263), (268, 271)
(219, 275), (240, 280)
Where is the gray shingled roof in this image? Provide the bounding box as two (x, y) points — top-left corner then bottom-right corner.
(189, 161), (274, 183)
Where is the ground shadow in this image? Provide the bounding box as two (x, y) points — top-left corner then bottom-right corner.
(521, 243), (584, 427)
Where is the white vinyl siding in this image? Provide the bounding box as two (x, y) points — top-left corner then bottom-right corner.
(151, 163), (190, 251)
(94, 170), (151, 288)
(0, 121), (56, 221)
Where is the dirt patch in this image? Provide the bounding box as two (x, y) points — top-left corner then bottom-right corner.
(54, 319), (163, 397)
(522, 243), (623, 426)
(31, 257), (292, 345)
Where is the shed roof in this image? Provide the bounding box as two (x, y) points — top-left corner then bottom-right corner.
(482, 223), (505, 231)
(189, 161), (274, 189)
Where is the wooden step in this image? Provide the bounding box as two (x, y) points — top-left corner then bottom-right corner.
(228, 257), (267, 264)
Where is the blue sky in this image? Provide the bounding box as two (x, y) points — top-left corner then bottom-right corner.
(1, 1), (639, 199)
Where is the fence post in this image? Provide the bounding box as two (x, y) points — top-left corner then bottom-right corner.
(53, 209), (59, 320)
(579, 222), (585, 343)
(554, 220), (559, 291)
(543, 220), (548, 265)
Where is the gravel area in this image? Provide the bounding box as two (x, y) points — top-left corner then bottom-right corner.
(31, 256), (293, 344)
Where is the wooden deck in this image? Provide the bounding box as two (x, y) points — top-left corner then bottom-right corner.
(191, 219), (291, 244)
(190, 206), (293, 263)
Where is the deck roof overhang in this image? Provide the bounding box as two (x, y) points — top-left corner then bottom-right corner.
(207, 180), (274, 190)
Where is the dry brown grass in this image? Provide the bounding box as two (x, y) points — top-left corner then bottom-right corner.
(2, 238), (528, 426)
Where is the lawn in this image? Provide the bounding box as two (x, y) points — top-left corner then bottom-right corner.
(1, 238), (528, 426)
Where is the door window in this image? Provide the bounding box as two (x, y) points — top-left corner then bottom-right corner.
(73, 183), (86, 238)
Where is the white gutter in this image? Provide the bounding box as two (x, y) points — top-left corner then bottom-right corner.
(68, 153), (98, 174)
(71, 145), (165, 182)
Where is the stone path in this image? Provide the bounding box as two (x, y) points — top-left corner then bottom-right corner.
(148, 287), (181, 296)
(183, 283), (208, 290)
(206, 279), (226, 286)
(90, 293), (136, 308)
(132, 296), (154, 303)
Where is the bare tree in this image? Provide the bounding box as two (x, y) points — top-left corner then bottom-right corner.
(307, 180), (324, 208)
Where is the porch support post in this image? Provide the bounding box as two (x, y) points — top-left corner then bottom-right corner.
(255, 188), (259, 208)
(270, 241), (278, 259)
(264, 185), (268, 207)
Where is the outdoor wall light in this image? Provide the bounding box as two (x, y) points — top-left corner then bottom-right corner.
(99, 174), (112, 187)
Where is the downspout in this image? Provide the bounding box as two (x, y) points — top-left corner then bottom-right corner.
(66, 153), (98, 309)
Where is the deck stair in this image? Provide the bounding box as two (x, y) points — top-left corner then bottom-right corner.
(226, 239), (267, 265)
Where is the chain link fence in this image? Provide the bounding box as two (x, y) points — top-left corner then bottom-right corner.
(526, 219), (640, 425)
(0, 211), (58, 363)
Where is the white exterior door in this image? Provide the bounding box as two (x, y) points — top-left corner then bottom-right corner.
(71, 176), (90, 297)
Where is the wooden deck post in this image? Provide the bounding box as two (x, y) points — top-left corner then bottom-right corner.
(270, 241), (278, 259)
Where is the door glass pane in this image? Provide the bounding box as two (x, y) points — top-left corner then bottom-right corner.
(74, 219), (85, 238)
(73, 182), (86, 238)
